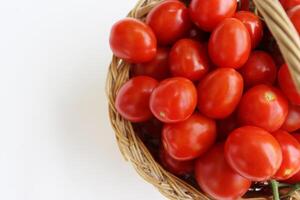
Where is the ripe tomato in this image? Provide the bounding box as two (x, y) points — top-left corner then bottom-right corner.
(159, 147), (194, 176)
(240, 0), (250, 11)
(146, 0), (191, 45)
(225, 126), (283, 181)
(286, 133), (300, 183)
(109, 18), (157, 63)
(189, 0), (237, 32)
(234, 11), (264, 49)
(239, 51), (277, 88)
(288, 5), (300, 35)
(131, 48), (170, 80)
(197, 68), (244, 119)
(162, 113), (216, 161)
(278, 64), (300, 105)
(217, 114), (238, 141)
(280, 0), (300, 10)
(195, 144), (251, 200)
(282, 104), (300, 132)
(209, 18), (251, 69)
(238, 85), (289, 132)
(273, 130), (300, 180)
(115, 76), (158, 122)
(150, 77), (197, 123)
(169, 39), (209, 81)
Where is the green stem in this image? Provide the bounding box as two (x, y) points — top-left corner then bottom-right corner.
(278, 183), (293, 188)
(270, 180), (280, 200)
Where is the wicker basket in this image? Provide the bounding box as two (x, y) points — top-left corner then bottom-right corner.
(106, 0), (300, 199)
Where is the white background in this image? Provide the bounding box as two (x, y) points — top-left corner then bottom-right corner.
(0, 0), (164, 199)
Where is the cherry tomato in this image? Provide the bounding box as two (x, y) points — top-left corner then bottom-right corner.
(286, 133), (300, 183)
(282, 104), (300, 132)
(197, 68), (244, 119)
(209, 18), (251, 69)
(238, 85), (289, 132)
(225, 126), (283, 181)
(217, 114), (238, 141)
(189, 0), (237, 32)
(162, 113), (216, 161)
(280, 0), (300, 10)
(146, 0), (191, 45)
(288, 5), (300, 35)
(273, 130), (300, 180)
(150, 77), (197, 123)
(115, 76), (158, 122)
(159, 147), (194, 176)
(234, 11), (264, 49)
(278, 64), (300, 105)
(239, 51), (277, 88)
(169, 39), (209, 81)
(195, 143), (251, 200)
(109, 18), (157, 63)
(131, 48), (170, 80)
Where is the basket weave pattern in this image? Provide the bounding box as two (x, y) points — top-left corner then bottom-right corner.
(106, 0), (300, 199)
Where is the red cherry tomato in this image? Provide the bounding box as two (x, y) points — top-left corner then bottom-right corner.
(109, 18), (157, 63)
(169, 39), (209, 81)
(288, 5), (300, 35)
(280, 0), (300, 10)
(115, 76), (158, 122)
(234, 11), (264, 49)
(162, 113), (216, 161)
(195, 144), (251, 200)
(131, 48), (170, 80)
(286, 133), (300, 183)
(273, 130), (300, 180)
(225, 126), (283, 181)
(197, 68), (244, 119)
(150, 77), (197, 123)
(278, 64), (300, 105)
(217, 114), (238, 141)
(146, 0), (191, 45)
(238, 85), (289, 132)
(159, 147), (194, 176)
(239, 51), (277, 88)
(189, 0), (237, 32)
(282, 104), (300, 132)
(209, 18), (251, 69)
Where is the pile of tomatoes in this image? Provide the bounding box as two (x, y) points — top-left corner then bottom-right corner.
(109, 0), (300, 199)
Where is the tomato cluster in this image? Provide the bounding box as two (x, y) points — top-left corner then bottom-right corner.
(109, 0), (300, 199)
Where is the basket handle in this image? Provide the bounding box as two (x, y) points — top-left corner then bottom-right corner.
(253, 0), (300, 91)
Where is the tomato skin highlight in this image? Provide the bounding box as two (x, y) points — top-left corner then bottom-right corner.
(234, 11), (264, 49)
(132, 48), (170, 80)
(238, 85), (289, 132)
(197, 68), (244, 119)
(109, 18), (157, 63)
(146, 0), (191, 45)
(209, 18), (251, 69)
(159, 147), (194, 176)
(225, 126), (283, 181)
(115, 76), (158, 122)
(195, 143), (251, 200)
(285, 133), (300, 183)
(280, 0), (300, 10)
(169, 39), (209, 81)
(288, 5), (300, 35)
(273, 130), (300, 180)
(282, 104), (300, 132)
(162, 113), (216, 161)
(189, 0), (237, 32)
(278, 64), (300, 105)
(150, 77), (197, 123)
(239, 51), (277, 88)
